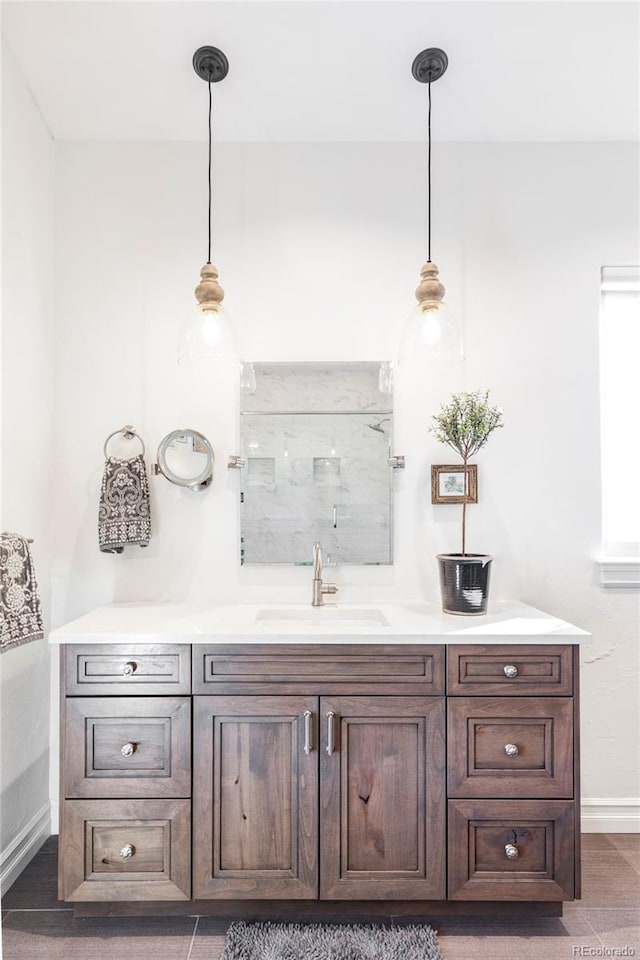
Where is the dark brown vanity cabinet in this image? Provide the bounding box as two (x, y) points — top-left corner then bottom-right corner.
(58, 640), (580, 912)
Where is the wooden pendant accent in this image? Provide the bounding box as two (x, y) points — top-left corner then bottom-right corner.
(415, 261), (445, 312)
(195, 263), (224, 312)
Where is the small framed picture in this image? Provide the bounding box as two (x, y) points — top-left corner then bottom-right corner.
(431, 464), (478, 504)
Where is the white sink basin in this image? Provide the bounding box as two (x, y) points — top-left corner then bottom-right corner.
(255, 607), (390, 628)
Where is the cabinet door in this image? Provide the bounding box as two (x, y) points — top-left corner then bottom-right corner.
(193, 695), (318, 899)
(320, 696), (446, 900)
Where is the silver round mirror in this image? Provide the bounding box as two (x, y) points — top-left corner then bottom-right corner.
(155, 429), (214, 490)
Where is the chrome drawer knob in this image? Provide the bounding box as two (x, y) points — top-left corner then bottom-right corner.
(122, 661), (137, 676)
(119, 844), (135, 860)
(503, 664), (518, 678)
(504, 743), (519, 757)
(120, 742), (136, 758)
(504, 843), (519, 859)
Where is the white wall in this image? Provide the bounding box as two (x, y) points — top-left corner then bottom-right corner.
(49, 138), (639, 825)
(0, 40), (55, 885)
(460, 143), (640, 828)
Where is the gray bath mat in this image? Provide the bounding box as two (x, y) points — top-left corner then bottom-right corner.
(220, 921), (442, 960)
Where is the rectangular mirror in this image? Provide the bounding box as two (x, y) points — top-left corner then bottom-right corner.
(239, 362), (393, 565)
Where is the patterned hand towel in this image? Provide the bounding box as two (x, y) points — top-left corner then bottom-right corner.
(0, 533), (44, 653)
(98, 454), (151, 553)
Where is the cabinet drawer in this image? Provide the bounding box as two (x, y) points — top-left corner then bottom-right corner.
(64, 697), (191, 799)
(448, 799), (575, 901)
(447, 645), (573, 696)
(194, 644), (445, 695)
(60, 799), (190, 901)
(448, 697), (573, 798)
(65, 644), (191, 696)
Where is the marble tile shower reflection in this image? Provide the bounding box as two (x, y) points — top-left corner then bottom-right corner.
(240, 363), (393, 565)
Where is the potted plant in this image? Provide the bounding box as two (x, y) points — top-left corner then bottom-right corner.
(431, 389), (503, 615)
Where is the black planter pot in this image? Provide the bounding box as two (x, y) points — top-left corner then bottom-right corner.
(436, 553), (493, 616)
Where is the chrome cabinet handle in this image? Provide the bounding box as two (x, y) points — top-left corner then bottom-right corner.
(504, 843), (519, 859)
(122, 661), (137, 676)
(326, 711), (336, 756)
(120, 742), (136, 758)
(303, 711), (313, 755)
(120, 844), (135, 860)
(503, 664), (518, 679)
(504, 743), (519, 757)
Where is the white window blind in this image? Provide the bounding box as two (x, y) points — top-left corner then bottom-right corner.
(599, 266), (640, 577)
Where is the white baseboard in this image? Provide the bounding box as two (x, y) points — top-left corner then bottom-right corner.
(581, 798), (640, 833)
(50, 798), (59, 835)
(0, 801), (51, 894)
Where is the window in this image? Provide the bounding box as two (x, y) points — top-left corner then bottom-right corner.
(597, 266), (640, 585)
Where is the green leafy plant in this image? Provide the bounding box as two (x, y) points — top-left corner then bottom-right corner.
(431, 390), (503, 556)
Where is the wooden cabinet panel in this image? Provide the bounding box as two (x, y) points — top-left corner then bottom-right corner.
(448, 698), (573, 798)
(193, 695), (319, 899)
(447, 645), (573, 696)
(61, 799), (190, 901)
(448, 799), (574, 900)
(194, 644), (445, 695)
(65, 644), (191, 696)
(320, 696), (446, 900)
(64, 697), (191, 798)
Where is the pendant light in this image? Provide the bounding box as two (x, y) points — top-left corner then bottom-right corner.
(398, 48), (461, 364)
(178, 46), (237, 364)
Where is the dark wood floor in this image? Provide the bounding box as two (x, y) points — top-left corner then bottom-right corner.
(1, 834), (639, 959)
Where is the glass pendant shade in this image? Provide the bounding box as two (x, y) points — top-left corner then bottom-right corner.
(398, 300), (460, 363)
(177, 301), (237, 364)
(398, 259), (461, 363)
(178, 261), (238, 364)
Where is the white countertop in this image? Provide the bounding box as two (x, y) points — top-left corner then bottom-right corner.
(49, 601), (588, 645)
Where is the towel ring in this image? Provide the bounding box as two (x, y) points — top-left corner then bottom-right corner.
(103, 425), (145, 459)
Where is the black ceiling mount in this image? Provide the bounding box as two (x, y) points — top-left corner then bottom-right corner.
(193, 46), (229, 83)
(411, 48), (448, 84)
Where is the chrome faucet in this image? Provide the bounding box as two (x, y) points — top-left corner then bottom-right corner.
(312, 541), (338, 607)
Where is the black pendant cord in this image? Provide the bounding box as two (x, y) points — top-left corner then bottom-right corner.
(207, 77), (212, 265)
(427, 80), (432, 263)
